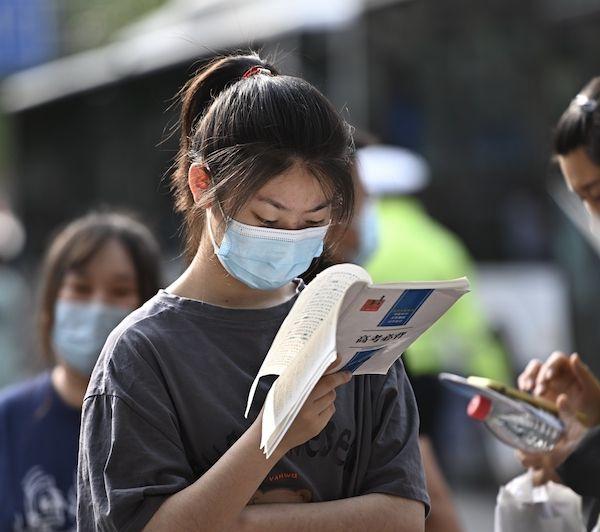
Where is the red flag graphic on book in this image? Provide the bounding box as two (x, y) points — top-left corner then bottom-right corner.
(360, 296), (385, 312)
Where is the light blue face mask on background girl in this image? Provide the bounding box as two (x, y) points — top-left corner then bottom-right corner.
(207, 209), (329, 290)
(52, 299), (131, 376)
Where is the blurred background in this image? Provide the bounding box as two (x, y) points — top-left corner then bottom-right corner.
(1, 0), (599, 529)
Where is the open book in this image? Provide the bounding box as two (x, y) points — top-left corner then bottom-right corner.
(245, 263), (470, 458)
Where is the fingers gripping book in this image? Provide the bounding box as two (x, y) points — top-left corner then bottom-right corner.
(245, 263), (470, 458)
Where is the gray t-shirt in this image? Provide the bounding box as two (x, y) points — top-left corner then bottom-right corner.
(77, 289), (429, 531)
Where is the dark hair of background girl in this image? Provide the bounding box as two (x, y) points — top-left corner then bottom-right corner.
(37, 211), (162, 363)
(171, 52), (355, 261)
(554, 76), (600, 163)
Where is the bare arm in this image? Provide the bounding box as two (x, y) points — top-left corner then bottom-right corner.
(146, 418), (424, 532)
(144, 366), (426, 532)
(144, 418), (283, 531)
(143, 371), (352, 532)
(238, 493), (424, 532)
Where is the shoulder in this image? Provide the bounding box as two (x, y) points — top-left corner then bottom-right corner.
(86, 292), (185, 397)
(0, 373), (51, 418)
(108, 293), (175, 348)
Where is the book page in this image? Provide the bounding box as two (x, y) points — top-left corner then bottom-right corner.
(371, 277), (470, 290)
(261, 336), (336, 456)
(261, 350), (335, 456)
(244, 263), (371, 417)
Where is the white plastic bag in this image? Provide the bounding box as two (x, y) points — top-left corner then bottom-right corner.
(494, 470), (586, 532)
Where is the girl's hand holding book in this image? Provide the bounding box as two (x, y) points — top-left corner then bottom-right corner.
(278, 369), (352, 454)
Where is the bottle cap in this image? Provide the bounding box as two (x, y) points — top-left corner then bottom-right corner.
(467, 394), (492, 421)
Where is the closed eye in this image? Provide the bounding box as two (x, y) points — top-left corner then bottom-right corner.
(67, 281), (92, 295)
(110, 286), (137, 298)
(255, 215), (277, 226)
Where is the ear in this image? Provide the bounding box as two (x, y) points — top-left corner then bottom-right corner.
(188, 163), (211, 204)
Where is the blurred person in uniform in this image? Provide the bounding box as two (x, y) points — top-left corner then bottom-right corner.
(355, 145), (510, 385)
(0, 211), (161, 531)
(517, 77), (600, 531)
(356, 146), (513, 482)
(0, 205), (29, 388)
(329, 144), (511, 444)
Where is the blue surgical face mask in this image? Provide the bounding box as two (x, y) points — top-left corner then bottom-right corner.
(353, 199), (380, 266)
(51, 299), (132, 376)
(207, 209), (329, 290)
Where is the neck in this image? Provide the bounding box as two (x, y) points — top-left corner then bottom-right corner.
(51, 364), (89, 410)
(167, 235), (296, 309)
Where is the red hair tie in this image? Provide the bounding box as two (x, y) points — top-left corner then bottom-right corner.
(242, 65), (273, 79)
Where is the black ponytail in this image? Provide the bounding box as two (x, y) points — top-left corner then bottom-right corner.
(554, 77), (600, 164)
(171, 52), (354, 261)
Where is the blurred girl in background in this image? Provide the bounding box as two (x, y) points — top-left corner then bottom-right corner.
(0, 211), (161, 531)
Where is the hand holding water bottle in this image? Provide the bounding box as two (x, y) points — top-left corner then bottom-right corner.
(516, 393), (589, 486)
(516, 351), (599, 485)
(518, 352), (600, 427)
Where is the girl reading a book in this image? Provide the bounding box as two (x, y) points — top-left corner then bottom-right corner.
(77, 53), (429, 531)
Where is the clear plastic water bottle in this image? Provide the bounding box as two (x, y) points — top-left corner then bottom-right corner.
(439, 373), (564, 453)
(467, 393), (563, 453)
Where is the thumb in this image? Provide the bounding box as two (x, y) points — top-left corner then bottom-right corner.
(326, 352), (342, 373)
(556, 393), (576, 425)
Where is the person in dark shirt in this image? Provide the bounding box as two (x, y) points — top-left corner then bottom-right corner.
(517, 77), (600, 531)
(0, 212), (161, 531)
(77, 52), (430, 532)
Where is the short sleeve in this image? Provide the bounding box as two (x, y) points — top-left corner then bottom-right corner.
(77, 329), (194, 532)
(359, 361), (430, 515)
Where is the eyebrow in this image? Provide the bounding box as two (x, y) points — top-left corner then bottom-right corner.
(256, 195), (331, 213)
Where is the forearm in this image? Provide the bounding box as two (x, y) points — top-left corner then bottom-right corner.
(144, 421), (284, 532)
(239, 493), (425, 532)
